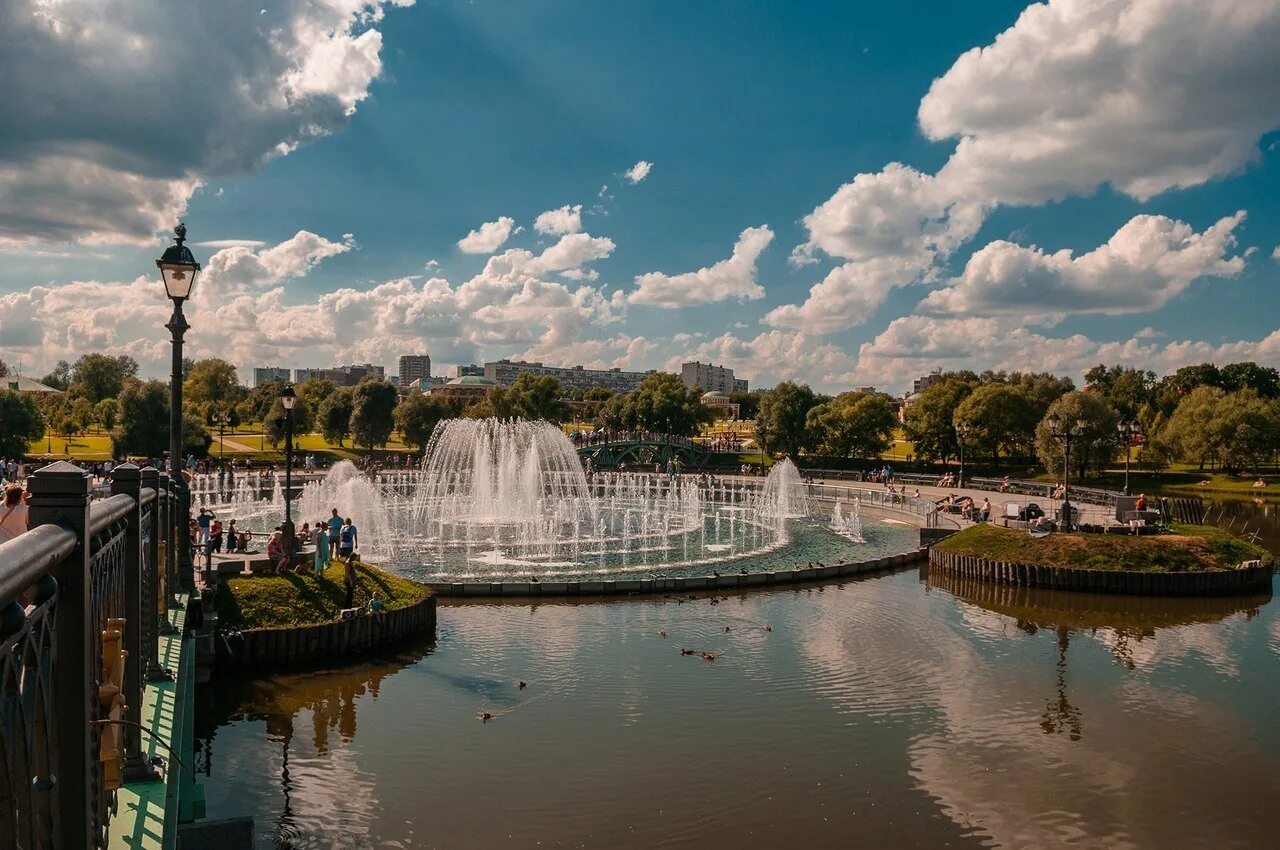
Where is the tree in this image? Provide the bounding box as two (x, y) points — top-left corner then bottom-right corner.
(69, 353), (139, 403)
(1220, 362), (1280, 398)
(264, 397), (315, 447)
(631, 373), (714, 436)
(40, 360), (71, 392)
(729, 391), (762, 421)
(297, 378), (338, 413)
(805, 392), (896, 459)
(349, 379), (398, 450)
(953, 383), (1037, 464)
(903, 378), (974, 463)
(581, 387), (613, 420)
(504, 374), (568, 423)
(318, 388), (356, 447)
(1084, 365), (1155, 420)
(0, 359), (8, 379)
(394, 394), (454, 452)
(110, 378), (208, 458)
(94, 398), (119, 432)
(758, 381), (818, 456)
(183, 358), (245, 413)
(597, 392), (639, 431)
(1154, 362), (1224, 414)
(246, 380), (288, 422)
(1034, 391), (1119, 481)
(1158, 387), (1280, 473)
(68, 398), (94, 437)
(0, 390), (44, 458)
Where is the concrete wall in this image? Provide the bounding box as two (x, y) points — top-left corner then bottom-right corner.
(927, 548), (1274, 596)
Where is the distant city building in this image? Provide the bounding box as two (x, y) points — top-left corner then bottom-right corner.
(913, 370), (943, 394)
(854, 386), (877, 394)
(252, 367), (291, 387)
(483, 359), (656, 394)
(406, 376), (447, 394)
(457, 364), (485, 378)
(294, 364), (385, 387)
(700, 390), (740, 420)
(680, 361), (745, 394)
(398, 354), (431, 388)
(430, 374), (497, 403)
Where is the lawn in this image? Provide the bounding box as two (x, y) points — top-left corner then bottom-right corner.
(934, 522), (1267, 573)
(213, 560), (431, 630)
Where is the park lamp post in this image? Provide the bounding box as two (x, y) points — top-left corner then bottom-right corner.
(1048, 413), (1087, 531)
(212, 410), (228, 468)
(157, 222), (200, 584)
(955, 421), (972, 489)
(281, 384), (297, 559)
(1117, 419), (1140, 496)
(757, 421), (768, 475)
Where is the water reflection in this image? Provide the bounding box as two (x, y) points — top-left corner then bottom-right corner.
(198, 572), (1280, 850)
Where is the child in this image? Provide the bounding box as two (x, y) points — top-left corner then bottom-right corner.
(369, 592), (385, 624)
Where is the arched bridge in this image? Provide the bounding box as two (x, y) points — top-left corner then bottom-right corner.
(574, 433), (710, 469)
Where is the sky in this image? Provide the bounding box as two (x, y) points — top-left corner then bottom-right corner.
(1, 0), (1279, 394)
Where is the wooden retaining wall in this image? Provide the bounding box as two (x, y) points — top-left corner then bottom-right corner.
(428, 548), (928, 597)
(220, 595), (437, 668)
(927, 548), (1273, 596)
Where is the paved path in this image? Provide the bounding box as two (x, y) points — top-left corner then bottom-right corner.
(812, 478), (1117, 526)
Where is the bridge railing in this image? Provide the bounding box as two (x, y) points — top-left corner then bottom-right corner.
(0, 461), (185, 849)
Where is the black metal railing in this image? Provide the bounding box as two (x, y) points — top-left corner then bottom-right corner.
(0, 461), (189, 849)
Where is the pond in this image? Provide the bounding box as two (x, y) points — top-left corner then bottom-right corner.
(196, 560), (1278, 848)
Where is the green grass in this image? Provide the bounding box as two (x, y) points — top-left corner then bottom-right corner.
(213, 560), (431, 630)
(934, 522), (1267, 573)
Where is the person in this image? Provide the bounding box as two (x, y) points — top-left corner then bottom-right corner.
(1254, 478), (1267, 489)
(238, 531), (254, 553)
(196, 506), (214, 546)
(209, 519), (223, 553)
(0, 485), (29, 544)
(266, 529), (287, 573)
(225, 519), (238, 552)
(369, 591), (385, 624)
(314, 519), (330, 573)
(298, 522), (311, 544)
(326, 509), (343, 557)
(981, 497), (991, 523)
(343, 556), (358, 608)
(338, 517), (358, 564)
(1129, 493), (1149, 534)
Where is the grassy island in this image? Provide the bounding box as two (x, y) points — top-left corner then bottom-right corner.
(935, 523), (1267, 574)
(214, 561), (432, 630)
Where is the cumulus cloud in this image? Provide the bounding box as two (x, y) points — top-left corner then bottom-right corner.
(851, 315), (1280, 393)
(765, 256), (928, 333)
(667, 330), (858, 390)
(0, 0), (413, 245)
(921, 212), (1247, 320)
(457, 217), (516, 254)
(533, 205), (583, 235)
(1273, 245), (1280, 262)
(629, 226), (774, 308)
(921, 0), (1280, 204)
(624, 161), (653, 184)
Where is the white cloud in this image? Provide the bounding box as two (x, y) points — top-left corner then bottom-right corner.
(765, 256), (927, 333)
(199, 231), (356, 297)
(457, 217), (516, 254)
(624, 161), (653, 184)
(922, 211), (1247, 320)
(0, 0), (413, 245)
(667, 330), (858, 390)
(629, 226), (774, 308)
(533, 204), (583, 235)
(921, 0), (1280, 204)
(1273, 245), (1280, 262)
(193, 239), (268, 249)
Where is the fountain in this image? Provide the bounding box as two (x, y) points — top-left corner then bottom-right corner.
(828, 498), (865, 543)
(208, 419), (895, 581)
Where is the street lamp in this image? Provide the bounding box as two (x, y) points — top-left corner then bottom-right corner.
(757, 421), (768, 475)
(212, 410), (228, 468)
(157, 223), (201, 588)
(1048, 413), (1087, 531)
(1117, 419), (1140, 496)
(955, 421), (972, 489)
(281, 384), (297, 560)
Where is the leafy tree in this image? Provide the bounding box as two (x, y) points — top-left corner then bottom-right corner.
(264, 396), (315, 447)
(0, 390), (44, 457)
(504, 374), (568, 423)
(318, 388), (355, 447)
(596, 392), (639, 431)
(1084, 365), (1155, 420)
(94, 399), (119, 432)
(631, 373), (714, 436)
(1158, 387), (1279, 473)
(757, 381), (818, 456)
(246, 380), (289, 422)
(40, 360), (71, 392)
(1154, 362), (1224, 414)
(297, 378), (338, 413)
(183, 358), (245, 412)
(581, 387), (613, 420)
(0, 359), (8, 379)
(903, 378), (974, 463)
(110, 378), (208, 458)
(1034, 391), (1119, 481)
(1220, 362), (1280, 398)
(69, 353), (138, 403)
(349, 379), (398, 450)
(805, 392), (896, 459)
(394, 394), (454, 451)
(729, 391), (761, 421)
(953, 383), (1037, 464)
(69, 398), (94, 436)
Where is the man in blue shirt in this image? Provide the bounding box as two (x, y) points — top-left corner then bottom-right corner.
(326, 509), (343, 556)
(338, 518), (358, 565)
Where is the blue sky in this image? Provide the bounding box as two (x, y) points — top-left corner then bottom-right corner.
(1, 0), (1278, 393)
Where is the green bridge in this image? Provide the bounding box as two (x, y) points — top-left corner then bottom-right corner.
(575, 435), (710, 469)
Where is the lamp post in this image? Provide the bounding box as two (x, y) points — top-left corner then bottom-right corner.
(955, 421), (971, 489)
(1048, 413), (1087, 531)
(281, 385), (297, 560)
(156, 223), (201, 588)
(757, 421), (768, 475)
(1117, 419), (1140, 496)
(213, 410), (228, 468)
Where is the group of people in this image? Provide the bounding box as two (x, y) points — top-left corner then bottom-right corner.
(194, 506), (359, 579)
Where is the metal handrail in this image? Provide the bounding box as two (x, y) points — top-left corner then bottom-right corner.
(0, 523), (79, 604)
(89, 493), (135, 535)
